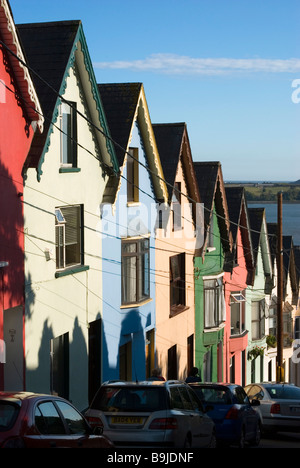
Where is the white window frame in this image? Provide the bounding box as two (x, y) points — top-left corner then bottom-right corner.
(203, 273), (226, 329)
(230, 292), (246, 336)
(55, 205), (82, 270)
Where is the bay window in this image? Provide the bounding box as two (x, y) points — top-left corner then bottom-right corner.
(204, 276), (226, 328)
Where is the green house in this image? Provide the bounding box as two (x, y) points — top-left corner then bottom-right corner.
(193, 162), (232, 382)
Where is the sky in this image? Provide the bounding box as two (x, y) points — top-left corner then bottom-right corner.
(9, 0), (300, 181)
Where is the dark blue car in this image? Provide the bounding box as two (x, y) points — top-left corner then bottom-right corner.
(189, 383), (261, 448)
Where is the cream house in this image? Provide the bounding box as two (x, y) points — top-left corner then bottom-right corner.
(19, 20), (118, 409)
(153, 123), (202, 380)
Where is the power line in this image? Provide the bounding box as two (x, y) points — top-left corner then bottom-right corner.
(0, 38), (296, 290)
(0, 37), (278, 240)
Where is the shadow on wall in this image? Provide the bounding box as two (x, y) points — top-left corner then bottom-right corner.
(0, 157), (36, 390)
(102, 308), (146, 383)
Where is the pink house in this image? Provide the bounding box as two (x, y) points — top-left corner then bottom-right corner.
(223, 187), (255, 385)
(0, 0), (43, 390)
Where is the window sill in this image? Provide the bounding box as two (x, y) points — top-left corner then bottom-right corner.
(204, 322), (226, 332)
(59, 167), (81, 173)
(169, 305), (189, 318)
(120, 297), (152, 309)
(127, 201), (141, 207)
(55, 264), (89, 278)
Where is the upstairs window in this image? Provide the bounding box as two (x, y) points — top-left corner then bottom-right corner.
(121, 238), (150, 305)
(172, 182), (182, 231)
(127, 148), (139, 203)
(60, 101), (77, 167)
(170, 253), (186, 314)
(251, 299), (265, 340)
(203, 276), (225, 329)
(55, 205), (83, 270)
(230, 292), (246, 336)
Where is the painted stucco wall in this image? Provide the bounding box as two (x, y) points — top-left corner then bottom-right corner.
(101, 120), (157, 382)
(224, 227), (249, 385)
(0, 46), (34, 310)
(245, 243), (268, 384)
(155, 159), (196, 380)
(24, 66), (107, 409)
(194, 205), (225, 382)
(0, 47), (35, 389)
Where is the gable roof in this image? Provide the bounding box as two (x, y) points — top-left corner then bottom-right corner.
(225, 186), (254, 281)
(294, 245), (300, 288)
(193, 161), (232, 258)
(248, 207), (273, 288)
(152, 123), (201, 230)
(0, 0), (43, 130)
(268, 223), (299, 302)
(17, 20), (118, 179)
(98, 82), (168, 204)
(152, 122), (201, 203)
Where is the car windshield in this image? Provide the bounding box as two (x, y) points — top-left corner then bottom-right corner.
(266, 385), (300, 400)
(0, 402), (20, 431)
(191, 386), (231, 404)
(91, 386), (167, 412)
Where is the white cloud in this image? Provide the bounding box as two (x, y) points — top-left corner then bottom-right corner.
(94, 53), (300, 75)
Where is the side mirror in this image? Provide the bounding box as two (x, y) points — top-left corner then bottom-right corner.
(251, 399), (260, 406)
(93, 426), (104, 435)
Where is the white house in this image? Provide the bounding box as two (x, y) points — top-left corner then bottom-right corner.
(19, 20), (118, 409)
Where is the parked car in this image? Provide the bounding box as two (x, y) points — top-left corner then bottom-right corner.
(85, 380), (216, 448)
(188, 382), (261, 448)
(244, 382), (300, 435)
(0, 391), (114, 448)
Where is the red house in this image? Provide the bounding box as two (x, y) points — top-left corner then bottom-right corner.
(0, 0), (43, 390)
(224, 187), (255, 385)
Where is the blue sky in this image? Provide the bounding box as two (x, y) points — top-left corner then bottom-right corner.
(10, 0), (300, 181)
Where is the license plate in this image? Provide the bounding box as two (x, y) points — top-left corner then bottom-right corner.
(290, 407), (300, 413)
(111, 416), (143, 424)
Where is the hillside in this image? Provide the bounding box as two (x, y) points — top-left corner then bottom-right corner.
(225, 182), (300, 202)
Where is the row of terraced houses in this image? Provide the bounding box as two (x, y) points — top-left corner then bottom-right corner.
(1, 0), (300, 411)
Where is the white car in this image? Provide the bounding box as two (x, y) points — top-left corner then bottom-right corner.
(85, 380), (216, 448)
(244, 382), (300, 434)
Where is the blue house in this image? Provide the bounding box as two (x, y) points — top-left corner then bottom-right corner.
(98, 83), (168, 381)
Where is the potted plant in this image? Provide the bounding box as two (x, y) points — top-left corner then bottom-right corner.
(248, 345), (265, 361)
(266, 334), (277, 349)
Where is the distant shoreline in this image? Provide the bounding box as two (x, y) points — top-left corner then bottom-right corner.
(248, 200), (300, 204)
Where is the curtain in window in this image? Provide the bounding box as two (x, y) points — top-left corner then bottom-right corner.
(204, 280), (216, 328)
(122, 243), (137, 303)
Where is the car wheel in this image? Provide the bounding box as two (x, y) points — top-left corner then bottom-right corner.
(183, 434), (192, 448)
(208, 430), (217, 448)
(249, 423), (261, 446)
(237, 427), (246, 448)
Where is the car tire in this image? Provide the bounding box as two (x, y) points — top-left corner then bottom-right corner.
(237, 426), (246, 448)
(208, 430), (217, 448)
(183, 434), (192, 448)
(249, 423), (261, 447)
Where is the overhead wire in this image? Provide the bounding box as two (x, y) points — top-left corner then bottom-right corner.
(0, 37), (297, 293)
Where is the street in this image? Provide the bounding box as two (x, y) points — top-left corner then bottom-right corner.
(257, 433), (300, 448)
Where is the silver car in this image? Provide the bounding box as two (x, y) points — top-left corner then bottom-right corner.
(244, 383), (300, 434)
(85, 380), (216, 448)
